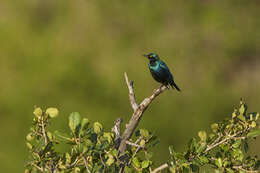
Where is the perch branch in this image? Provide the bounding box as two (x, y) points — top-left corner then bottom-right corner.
(118, 72), (167, 154)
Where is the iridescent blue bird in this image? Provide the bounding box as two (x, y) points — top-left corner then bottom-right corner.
(144, 53), (181, 91)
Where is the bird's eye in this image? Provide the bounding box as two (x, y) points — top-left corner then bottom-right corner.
(149, 55), (152, 58)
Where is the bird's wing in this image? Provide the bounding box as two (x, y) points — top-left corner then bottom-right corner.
(159, 61), (174, 80)
(159, 61), (171, 72)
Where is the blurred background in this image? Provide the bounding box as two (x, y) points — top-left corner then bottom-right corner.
(0, 0), (260, 172)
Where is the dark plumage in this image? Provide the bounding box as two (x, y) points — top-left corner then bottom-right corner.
(144, 53), (181, 91)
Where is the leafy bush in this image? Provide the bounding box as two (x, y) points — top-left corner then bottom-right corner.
(25, 100), (260, 173)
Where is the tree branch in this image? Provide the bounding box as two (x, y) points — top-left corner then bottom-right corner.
(126, 141), (144, 148)
(151, 163), (168, 173)
(124, 72), (138, 112)
(112, 118), (123, 149)
(118, 72), (167, 154)
(232, 165), (258, 173)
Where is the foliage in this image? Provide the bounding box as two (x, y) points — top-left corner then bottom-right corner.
(167, 100), (260, 173)
(25, 108), (158, 173)
(25, 100), (260, 173)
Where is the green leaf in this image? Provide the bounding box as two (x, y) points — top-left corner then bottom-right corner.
(141, 160), (149, 169)
(47, 131), (53, 141)
(215, 158), (222, 168)
(111, 149), (118, 157)
(197, 143), (207, 153)
(199, 156), (209, 164)
(74, 167), (80, 173)
(140, 129), (149, 138)
(106, 154), (114, 166)
(198, 131), (207, 142)
(238, 114), (246, 122)
(103, 132), (113, 143)
(132, 157), (141, 168)
(239, 101), (247, 116)
(33, 107), (42, 117)
(80, 118), (89, 134)
(54, 131), (73, 142)
(93, 122), (103, 134)
(26, 142), (32, 149)
(26, 133), (34, 141)
(65, 152), (71, 164)
(211, 123), (218, 132)
(188, 138), (198, 152)
(232, 139), (241, 148)
(232, 148), (244, 162)
(69, 112), (81, 134)
(46, 107), (59, 118)
(140, 139), (145, 146)
(250, 121), (256, 128)
(247, 129), (260, 138)
(226, 168), (234, 173)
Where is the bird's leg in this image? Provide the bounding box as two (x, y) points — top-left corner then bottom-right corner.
(162, 84), (170, 90)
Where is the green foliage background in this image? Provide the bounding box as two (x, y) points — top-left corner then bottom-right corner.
(0, 0), (259, 172)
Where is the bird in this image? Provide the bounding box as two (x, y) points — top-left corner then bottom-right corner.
(144, 53), (181, 91)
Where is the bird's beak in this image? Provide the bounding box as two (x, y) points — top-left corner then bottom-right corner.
(143, 54), (149, 58)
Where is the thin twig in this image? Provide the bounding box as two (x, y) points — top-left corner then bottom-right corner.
(31, 163), (44, 172)
(82, 156), (91, 173)
(126, 141), (144, 148)
(205, 131), (243, 153)
(100, 153), (106, 167)
(41, 115), (48, 145)
(232, 165), (258, 173)
(151, 163), (168, 173)
(124, 72), (138, 112)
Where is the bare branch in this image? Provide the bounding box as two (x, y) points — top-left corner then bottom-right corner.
(232, 165), (258, 173)
(151, 163), (168, 173)
(117, 72), (168, 173)
(112, 118), (123, 149)
(119, 80), (167, 154)
(124, 72), (138, 112)
(126, 141), (144, 148)
(112, 118), (123, 138)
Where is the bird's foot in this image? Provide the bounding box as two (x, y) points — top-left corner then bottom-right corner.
(164, 84), (170, 90)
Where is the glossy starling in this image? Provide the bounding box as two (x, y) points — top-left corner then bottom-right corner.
(144, 53), (181, 91)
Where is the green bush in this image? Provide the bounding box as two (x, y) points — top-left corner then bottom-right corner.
(25, 100), (260, 173)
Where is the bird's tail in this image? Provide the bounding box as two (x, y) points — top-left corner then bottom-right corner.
(171, 82), (181, 92)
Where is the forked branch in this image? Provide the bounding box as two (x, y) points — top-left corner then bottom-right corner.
(118, 72), (167, 154)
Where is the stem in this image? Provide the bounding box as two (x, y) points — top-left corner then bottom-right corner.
(41, 115), (48, 145)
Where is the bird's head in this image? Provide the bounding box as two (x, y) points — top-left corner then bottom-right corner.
(144, 53), (160, 61)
